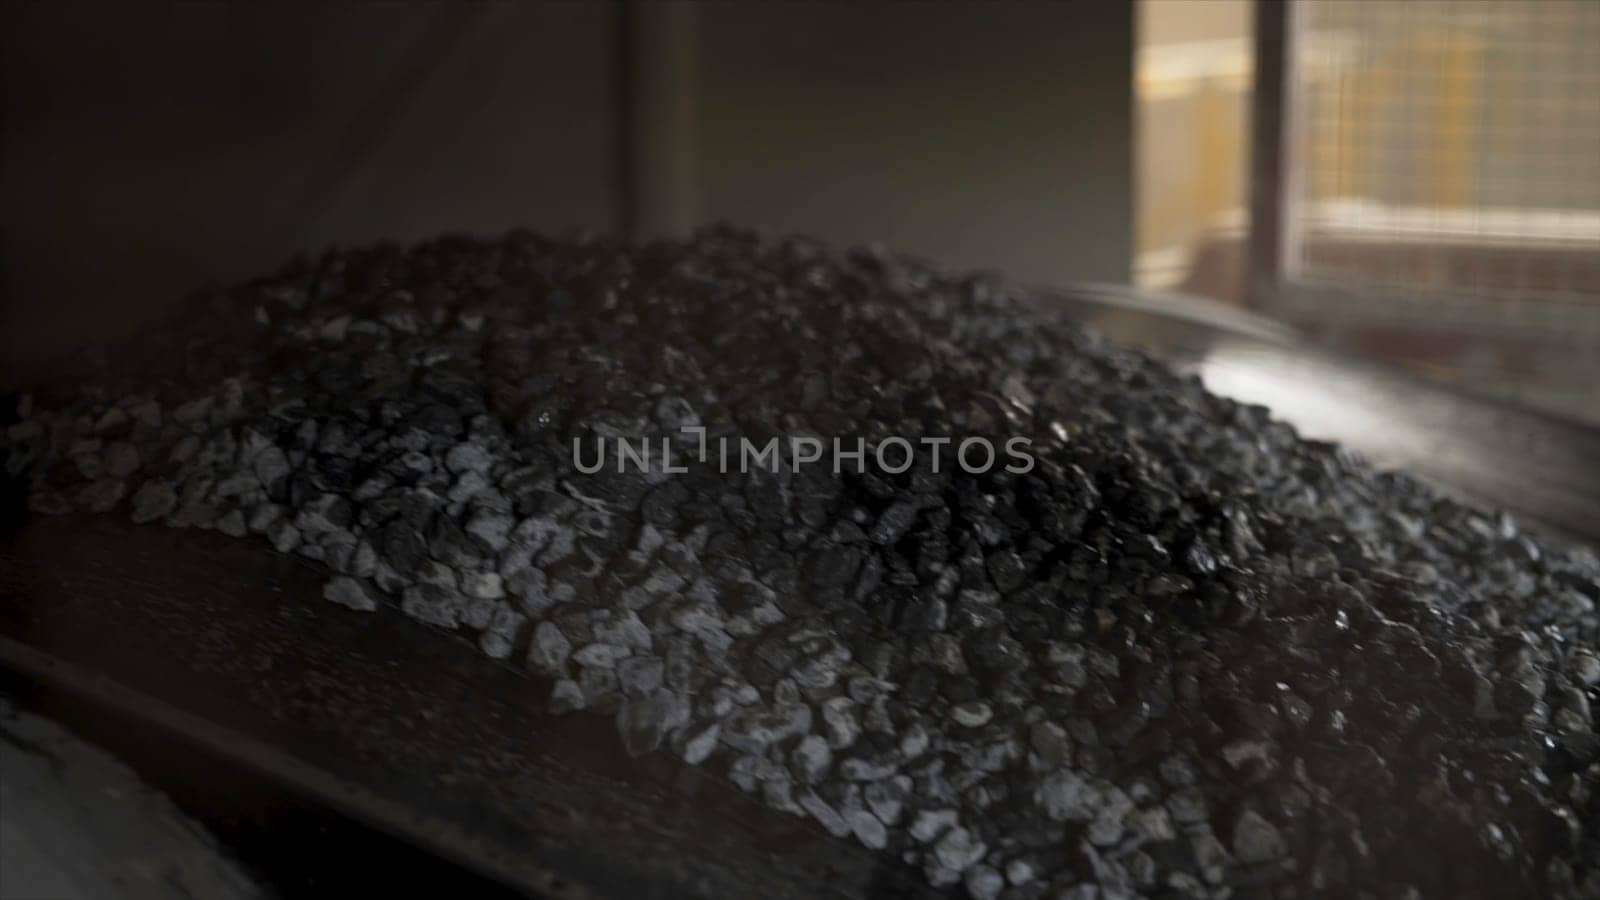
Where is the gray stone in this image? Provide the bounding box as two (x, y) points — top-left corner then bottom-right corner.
(798, 790), (851, 839)
(679, 722), (720, 765)
(964, 864), (1004, 900)
(1029, 721), (1073, 766)
(267, 520), (301, 553)
(820, 696), (860, 749)
(130, 480), (179, 524)
(465, 509), (514, 550)
(323, 576), (378, 612)
(792, 735), (832, 784)
(951, 701), (993, 728)
(1036, 771), (1098, 822)
(1232, 810), (1287, 864)
(910, 808), (960, 843)
(931, 826), (986, 874)
(216, 509), (248, 538)
(445, 441), (493, 474)
(617, 655), (665, 696)
(573, 642), (630, 669)
(253, 446), (290, 487)
(848, 808), (887, 849)
(400, 584), (461, 628)
(549, 679), (585, 714)
(863, 775), (910, 826)
(529, 622), (572, 675)
(461, 571), (504, 600)
(1005, 858), (1037, 886)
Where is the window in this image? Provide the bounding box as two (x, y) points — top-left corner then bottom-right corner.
(1257, 0), (1600, 424)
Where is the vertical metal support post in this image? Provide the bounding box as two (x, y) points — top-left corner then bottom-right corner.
(620, 0), (700, 241)
(1249, 0), (1300, 309)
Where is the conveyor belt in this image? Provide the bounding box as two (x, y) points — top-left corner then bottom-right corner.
(0, 517), (939, 899)
(1045, 286), (1600, 545)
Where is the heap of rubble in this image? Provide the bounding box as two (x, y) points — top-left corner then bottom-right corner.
(5, 227), (1599, 899)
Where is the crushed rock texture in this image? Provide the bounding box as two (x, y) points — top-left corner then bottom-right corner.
(5, 226), (1600, 899)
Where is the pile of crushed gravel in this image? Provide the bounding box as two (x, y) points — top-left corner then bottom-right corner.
(4, 226), (1599, 899)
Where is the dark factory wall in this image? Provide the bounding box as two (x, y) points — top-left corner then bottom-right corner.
(0, 2), (619, 376)
(0, 1), (1133, 380)
(696, 2), (1134, 289)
